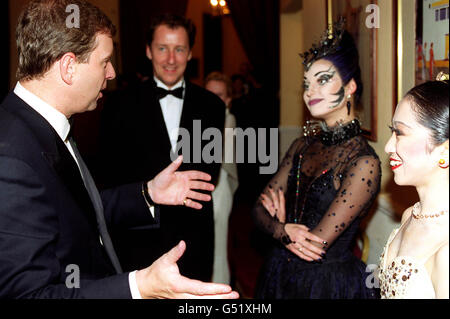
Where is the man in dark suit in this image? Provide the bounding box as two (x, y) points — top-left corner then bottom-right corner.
(0, 0), (237, 299)
(95, 14), (225, 282)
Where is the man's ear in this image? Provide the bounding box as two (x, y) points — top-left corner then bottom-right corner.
(59, 52), (77, 85)
(146, 45), (153, 60)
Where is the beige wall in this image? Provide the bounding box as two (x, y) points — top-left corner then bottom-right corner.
(397, 0), (416, 100)
(371, 0), (394, 193)
(280, 0), (326, 127)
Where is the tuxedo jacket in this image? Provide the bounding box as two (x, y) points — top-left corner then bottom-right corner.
(94, 79), (225, 281)
(0, 93), (157, 299)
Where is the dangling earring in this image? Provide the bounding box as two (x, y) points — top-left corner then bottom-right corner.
(346, 95), (352, 116)
(438, 159), (449, 169)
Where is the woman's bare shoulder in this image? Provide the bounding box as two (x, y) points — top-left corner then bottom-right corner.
(401, 205), (414, 225)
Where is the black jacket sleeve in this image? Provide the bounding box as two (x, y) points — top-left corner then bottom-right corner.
(0, 156), (132, 299)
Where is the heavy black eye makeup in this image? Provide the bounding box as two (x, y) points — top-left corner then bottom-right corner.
(304, 66), (336, 90)
(318, 74), (334, 85)
(315, 67), (336, 86)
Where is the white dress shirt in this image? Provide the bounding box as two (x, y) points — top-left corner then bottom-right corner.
(13, 82), (142, 299)
(154, 77), (185, 152)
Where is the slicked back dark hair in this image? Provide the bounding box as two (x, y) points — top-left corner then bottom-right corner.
(405, 80), (449, 147)
(146, 13), (196, 49)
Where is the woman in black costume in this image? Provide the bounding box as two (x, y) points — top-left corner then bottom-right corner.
(253, 20), (381, 299)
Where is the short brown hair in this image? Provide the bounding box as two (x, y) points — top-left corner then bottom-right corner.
(16, 0), (116, 81)
(146, 13), (196, 49)
(205, 72), (232, 98)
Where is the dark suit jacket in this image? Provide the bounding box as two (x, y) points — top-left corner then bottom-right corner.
(94, 79), (225, 281)
(0, 93), (157, 299)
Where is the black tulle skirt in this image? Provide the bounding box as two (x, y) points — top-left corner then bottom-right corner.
(255, 245), (379, 299)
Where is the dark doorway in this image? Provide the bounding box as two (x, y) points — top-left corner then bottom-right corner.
(203, 14), (222, 78)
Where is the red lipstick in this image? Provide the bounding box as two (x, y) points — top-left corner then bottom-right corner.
(308, 99), (323, 107)
(390, 158), (402, 171)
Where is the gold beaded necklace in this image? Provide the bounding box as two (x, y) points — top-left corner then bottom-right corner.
(412, 202), (449, 219)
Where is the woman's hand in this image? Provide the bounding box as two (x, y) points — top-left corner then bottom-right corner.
(260, 188), (327, 262)
(284, 224), (327, 262)
(260, 188), (286, 222)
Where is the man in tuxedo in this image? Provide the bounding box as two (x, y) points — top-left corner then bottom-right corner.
(0, 0), (238, 299)
(96, 14), (225, 282)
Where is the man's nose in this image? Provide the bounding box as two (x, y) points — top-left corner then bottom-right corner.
(167, 51), (176, 64)
(106, 62), (116, 80)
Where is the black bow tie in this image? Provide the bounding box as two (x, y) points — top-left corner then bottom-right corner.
(155, 87), (184, 100)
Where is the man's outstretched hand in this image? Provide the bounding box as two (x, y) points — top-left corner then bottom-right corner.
(147, 156), (214, 209)
(136, 241), (240, 299)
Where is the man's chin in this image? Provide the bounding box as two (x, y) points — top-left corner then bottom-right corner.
(158, 75), (183, 88)
(86, 102), (98, 112)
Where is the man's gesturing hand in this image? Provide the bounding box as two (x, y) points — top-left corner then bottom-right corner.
(146, 156), (214, 209)
(136, 241), (240, 299)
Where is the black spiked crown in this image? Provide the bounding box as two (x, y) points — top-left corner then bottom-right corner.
(300, 17), (347, 70)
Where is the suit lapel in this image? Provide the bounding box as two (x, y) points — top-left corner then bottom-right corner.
(47, 139), (98, 227)
(179, 82), (194, 133)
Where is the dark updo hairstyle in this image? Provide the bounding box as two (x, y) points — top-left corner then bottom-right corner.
(322, 31), (363, 107)
(405, 80), (449, 147)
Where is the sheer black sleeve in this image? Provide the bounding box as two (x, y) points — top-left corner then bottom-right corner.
(252, 138), (305, 245)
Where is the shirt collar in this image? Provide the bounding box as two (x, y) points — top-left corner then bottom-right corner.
(153, 76), (185, 91)
(14, 82), (71, 142)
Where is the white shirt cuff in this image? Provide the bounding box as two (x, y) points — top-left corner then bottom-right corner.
(128, 270), (143, 299)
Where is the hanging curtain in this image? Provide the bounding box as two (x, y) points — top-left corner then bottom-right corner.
(227, 0), (280, 127)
